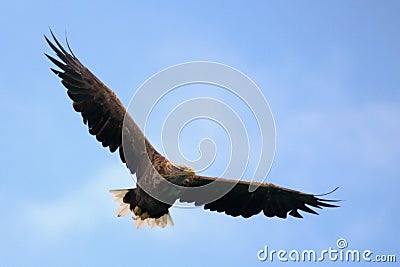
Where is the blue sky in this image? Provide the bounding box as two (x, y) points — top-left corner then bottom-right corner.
(1, 1), (399, 266)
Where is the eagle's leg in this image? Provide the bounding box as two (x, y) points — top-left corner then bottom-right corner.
(133, 205), (150, 220)
(140, 212), (150, 220)
(133, 206), (142, 215)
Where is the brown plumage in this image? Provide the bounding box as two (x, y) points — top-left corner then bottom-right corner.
(45, 30), (339, 228)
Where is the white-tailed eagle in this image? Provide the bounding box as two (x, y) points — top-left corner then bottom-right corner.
(45, 31), (339, 229)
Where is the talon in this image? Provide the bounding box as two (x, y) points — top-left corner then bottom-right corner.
(140, 212), (150, 220)
(133, 206), (142, 215)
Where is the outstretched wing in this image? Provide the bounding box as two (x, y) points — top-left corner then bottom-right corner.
(180, 175), (339, 219)
(45, 30), (159, 176)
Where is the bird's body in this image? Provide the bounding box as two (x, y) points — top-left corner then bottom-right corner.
(45, 30), (338, 229)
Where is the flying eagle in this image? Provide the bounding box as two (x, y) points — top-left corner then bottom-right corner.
(45, 31), (339, 229)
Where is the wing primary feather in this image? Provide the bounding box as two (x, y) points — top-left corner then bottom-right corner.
(315, 186), (340, 196)
(289, 209), (303, 218)
(65, 31), (77, 58)
(50, 68), (61, 75)
(298, 204), (319, 215)
(49, 29), (70, 57)
(44, 35), (68, 63)
(45, 54), (66, 70)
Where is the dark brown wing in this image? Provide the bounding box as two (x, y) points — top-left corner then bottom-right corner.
(179, 175), (339, 219)
(45, 30), (159, 176)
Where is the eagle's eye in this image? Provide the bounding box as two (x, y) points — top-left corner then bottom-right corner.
(176, 164), (196, 176)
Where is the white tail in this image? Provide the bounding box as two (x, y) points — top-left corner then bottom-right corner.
(132, 212), (174, 229)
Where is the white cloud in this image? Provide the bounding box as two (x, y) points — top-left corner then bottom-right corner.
(25, 164), (133, 240)
(21, 162), (237, 243)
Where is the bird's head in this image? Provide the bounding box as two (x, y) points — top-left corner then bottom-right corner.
(174, 164), (196, 178)
(166, 163), (196, 185)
